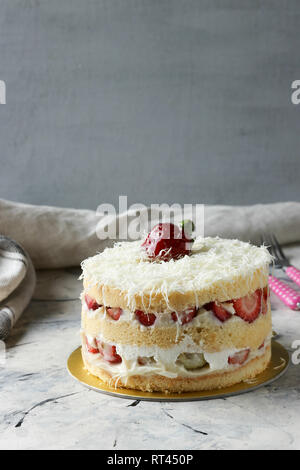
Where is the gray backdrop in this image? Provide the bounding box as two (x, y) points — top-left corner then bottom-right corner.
(0, 0), (299, 209)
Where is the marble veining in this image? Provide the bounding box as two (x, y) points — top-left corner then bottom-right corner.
(0, 262), (300, 450)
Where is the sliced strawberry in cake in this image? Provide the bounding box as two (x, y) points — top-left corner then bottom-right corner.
(171, 307), (198, 325)
(261, 286), (269, 315)
(233, 289), (261, 323)
(203, 302), (214, 311)
(212, 302), (232, 322)
(135, 310), (156, 326)
(85, 294), (101, 311)
(97, 341), (122, 364)
(106, 307), (123, 321)
(85, 336), (99, 354)
(228, 349), (250, 365)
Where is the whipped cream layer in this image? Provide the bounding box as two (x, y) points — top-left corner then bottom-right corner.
(81, 293), (259, 329)
(82, 331), (271, 381)
(83, 301), (230, 328)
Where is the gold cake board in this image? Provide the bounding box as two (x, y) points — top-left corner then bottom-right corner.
(67, 341), (289, 401)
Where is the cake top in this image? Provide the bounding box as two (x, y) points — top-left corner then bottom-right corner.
(81, 236), (271, 310)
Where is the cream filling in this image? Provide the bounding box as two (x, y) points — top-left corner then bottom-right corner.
(82, 332), (271, 381)
(81, 293), (247, 329)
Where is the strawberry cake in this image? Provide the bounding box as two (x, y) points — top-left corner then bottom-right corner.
(80, 223), (272, 393)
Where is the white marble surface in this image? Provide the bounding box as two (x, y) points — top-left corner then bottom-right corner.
(1, 262), (300, 450)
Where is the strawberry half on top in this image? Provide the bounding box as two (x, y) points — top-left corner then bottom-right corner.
(141, 222), (193, 261)
(233, 289), (262, 323)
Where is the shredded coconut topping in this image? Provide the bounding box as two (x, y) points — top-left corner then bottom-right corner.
(81, 237), (271, 310)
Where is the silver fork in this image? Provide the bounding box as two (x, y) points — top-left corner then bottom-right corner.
(261, 234), (300, 310)
(264, 233), (300, 288)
